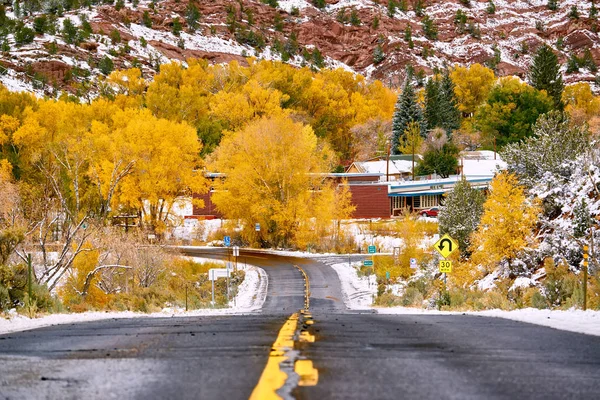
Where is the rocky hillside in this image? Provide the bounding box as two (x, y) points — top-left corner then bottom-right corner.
(1, 0), (599, 97)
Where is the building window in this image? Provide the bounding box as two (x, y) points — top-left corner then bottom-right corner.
(391, 197), (405, 210)
(413, 196), (421, 209)
(420, 195), (438, 208)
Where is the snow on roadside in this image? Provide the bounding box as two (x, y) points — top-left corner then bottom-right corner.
(473, 309), (600, 337)
(330, 262), (376, 310)
(0, 308), (248, 336)
(0, 257), (268, 335)
(377, 307), (600, 337)
(329, 252), (600, 337)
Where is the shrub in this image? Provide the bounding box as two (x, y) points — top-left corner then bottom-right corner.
(98, 55), (114, 75)
(401, 287), (424, 307)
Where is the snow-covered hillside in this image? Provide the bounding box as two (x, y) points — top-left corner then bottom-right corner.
(1, 0), (599, 97)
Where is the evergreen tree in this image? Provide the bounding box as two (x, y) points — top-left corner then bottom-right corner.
(142, 10), (152, 28)
(98, 55), (114, 75)
(566, 54), (579, 73)
(486, 0), (496, 14)
(416, 141), (459, 178)
(387, 0), (398, 18)
(438, 176), (485, 256)
(573, 198), (591, 238)
(439, 70), (461, 135)
(501, 111), (590, 187)
(529, 44), (564, 110)
(372, 14), (379, 29)
(568, 5), (579, 19)
(547, 0), (558, 11)
(392, 74), (426, 155)
(186, 2), (201, 32)
(414, 0), (425, 17)
(591, 2), (598, 19)
(312, 0), (325, 9)
(422, 14), (438, 40)
(424, 77), (441, 130)
(312, 47), (325, 69)
(172, 18), (182, 36)
(373, 44), (385, 64)
(350, 8), (361, 26)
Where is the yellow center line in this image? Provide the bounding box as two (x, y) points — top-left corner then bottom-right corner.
(250, 265), (318, 399)
(249, 313), (299, 400)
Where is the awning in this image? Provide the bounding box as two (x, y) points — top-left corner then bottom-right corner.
(389, 190), (446, 197)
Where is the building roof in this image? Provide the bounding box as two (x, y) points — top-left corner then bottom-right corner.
(348, 159), (416, 175)
(460, 151), (506, 176)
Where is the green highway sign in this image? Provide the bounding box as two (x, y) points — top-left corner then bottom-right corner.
(368, 245), (376, 254)
(363, 260), (374, 267)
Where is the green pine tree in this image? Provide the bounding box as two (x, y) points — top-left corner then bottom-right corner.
(573, 198), (591, 238)
(142, 10), (152, 28)
(486, 0), (496, 14)
(416, 141), (459, 178)
(424, 77), (441, 131)
(439, 70), (461, 135)
(547, 0), (558, 11)
(373, 44), (385, 64)
(569, 5), (579, 19)
(392, 73), (426, 155)
(422, 15), (438, 40)
(186, 3), (201, 32)
(387, 0), (398, 18)
(566, 54), (579, 73)
(529, 44), (564, 110)
(312, 0), (326, 9)
(438, 176), (485, 256)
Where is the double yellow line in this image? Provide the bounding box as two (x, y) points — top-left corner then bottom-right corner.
(249, 265), (318, 400)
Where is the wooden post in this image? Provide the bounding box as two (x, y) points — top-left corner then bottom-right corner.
(386, 142), (390, 182)
(27, 254), (32, 300)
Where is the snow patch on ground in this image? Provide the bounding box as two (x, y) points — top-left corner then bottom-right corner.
(330, 262), (377, 309)
(378, 307), (600, 337)
(0, 256), (268, 335)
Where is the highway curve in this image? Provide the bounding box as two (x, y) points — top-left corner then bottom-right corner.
(0, 248), (599, 399)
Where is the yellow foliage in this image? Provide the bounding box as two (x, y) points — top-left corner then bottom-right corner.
(211, 115), (342, 247)
(59, 246), (110, 310)
(450, 63), (496, 115)
(471, 172), (541, 270)
(112, 109), (206, 230)
(0, 114), (20, 145)
(563, 82), (600, 129)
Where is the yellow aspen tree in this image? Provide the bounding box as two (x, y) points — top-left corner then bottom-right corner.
(211, 115), (336, 248)
(470, 172), (541, 272)
(450, 63), (496, 115)
(113, 109), (206, 233)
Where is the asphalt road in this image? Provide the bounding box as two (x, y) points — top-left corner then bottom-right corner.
(1, 248), (599, 399)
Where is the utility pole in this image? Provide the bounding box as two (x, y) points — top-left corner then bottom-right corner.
(386, 142), (390, 182)
(27, 253), (32, 300)
(584, 227), (594, 311)
(412, 139), (415, 181)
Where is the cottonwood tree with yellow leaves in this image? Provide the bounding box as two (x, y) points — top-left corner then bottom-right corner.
(7, 99), (205, 289)
(211, 115), (353, 248)
(470, 172), (541, 273)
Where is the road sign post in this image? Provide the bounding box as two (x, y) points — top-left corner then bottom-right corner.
(209, 268), (232, 307)
(363, 260), (374, 267)
(433, 234), (459, 259)
(368, 245), (376, 254)
(224, 236), (231, 247)
(255, 223), (260, 232)
(233, 246), (239, 271)
(410, 258), (417, 269)
(439, 260), (452, 273)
